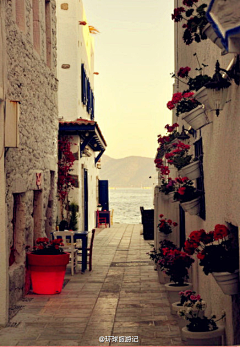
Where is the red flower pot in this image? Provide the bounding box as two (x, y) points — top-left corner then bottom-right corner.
(27, 253), (70, 294)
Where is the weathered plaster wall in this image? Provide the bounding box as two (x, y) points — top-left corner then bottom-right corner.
(5, 0), (58, 309)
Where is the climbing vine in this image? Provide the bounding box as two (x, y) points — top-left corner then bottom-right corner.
(57, 136), (76, 220)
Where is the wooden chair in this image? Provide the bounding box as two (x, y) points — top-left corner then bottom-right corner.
(77, 229), (95, 271)
(98, 217), (107, 228)
(53, 230), (78, 276)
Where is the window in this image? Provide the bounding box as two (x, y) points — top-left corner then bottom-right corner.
(32, 0), (40, 53)
(81, 64), (87, 105)
(194, 137), (206, 220)
(45, 0), (51, 67)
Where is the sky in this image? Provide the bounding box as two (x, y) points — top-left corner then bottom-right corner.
(83, 0), (174, 159)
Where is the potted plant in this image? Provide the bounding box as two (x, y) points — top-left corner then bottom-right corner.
(167, 91), (200, 117)
(171, 60), (213, 113)
(179, 303), (225, 346)
(171, 1), (209, 46)
(184, 225), (239, 295)
(97, 203), (102, 211)
(165, 141), (193, 171)
(157, 214), (178, 236)
(159, 177), (177, 201)
(172, 291), (206, 340)
(174, 176), (202, 215)
(26, 237), (70, 295)
(147, 240), (178, 284)
(159, 247), (194, 304)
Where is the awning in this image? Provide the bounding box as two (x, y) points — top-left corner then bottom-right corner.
(59, 118), (107, 163)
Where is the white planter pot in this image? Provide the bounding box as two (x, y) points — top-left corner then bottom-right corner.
(168, 191), (176, 203)
(182, 325), (225, 346)
(160, 192), (169, 201)
(194, 87), (212, 110)
(97, 207), (102, 211)
(202, 23), (226, 54)
(164, 283), (193, 307)
(182, 105), (209, 130)
(157, 264), (170, 285)
(180, 197), (201, 216)
(179, 160), (201, 181)
(212, 270), (239, 295)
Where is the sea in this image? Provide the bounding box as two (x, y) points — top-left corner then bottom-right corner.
(109, 187), (154, 224)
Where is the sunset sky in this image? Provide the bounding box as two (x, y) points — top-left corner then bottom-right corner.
(84, 0), (174, 159)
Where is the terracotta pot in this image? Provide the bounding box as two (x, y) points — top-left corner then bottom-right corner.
(179, 161), (201, 181)
(182, 105), (209, 130)
(180, 197), (201, 215)
(212, 270), (239, 295)
(181, 325), (225, 346)
(27, 253), (70, 294)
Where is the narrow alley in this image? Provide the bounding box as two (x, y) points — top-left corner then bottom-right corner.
(0, 224), (182, 346)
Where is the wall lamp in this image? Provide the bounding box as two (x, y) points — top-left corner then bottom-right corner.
(177, 125), (195, 142)
(204, 60), (232, 116)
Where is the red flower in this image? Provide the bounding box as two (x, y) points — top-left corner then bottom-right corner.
(167, 219), (172, 225)
(172, 92), (183, 104)
(173, 222), (178, 227)
(214, 224), (229, 240)
(189, 229), (206, 243)
(183, 0), (198, 6)
(178, 187), (186, 195)
(177, 66), (191, 78)
(171, 7), (185, 22)
(167, 101), (175, 110)
(183, 91), (194, 99)
(197, 252), (205, 260)
(159, 214), (164, 218)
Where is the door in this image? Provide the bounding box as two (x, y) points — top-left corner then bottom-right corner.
(84, 169), (88, 230)
(99, 180), (109, 211)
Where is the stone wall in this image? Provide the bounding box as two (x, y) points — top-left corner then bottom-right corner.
(4, 0), (58, 308)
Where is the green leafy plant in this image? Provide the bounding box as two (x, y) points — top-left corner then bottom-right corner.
(69, 202), (78, 231)
(171, 1), (209, 46)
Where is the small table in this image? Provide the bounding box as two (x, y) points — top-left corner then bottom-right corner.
(96, 210), (111, 228)
(51, 231), (89, 273)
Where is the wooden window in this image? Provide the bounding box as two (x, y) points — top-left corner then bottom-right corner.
(15, 0), (25, 32)
(45, 0), (51, 67)
(179, 205), (186, 250)
(32, 0), (40, 53)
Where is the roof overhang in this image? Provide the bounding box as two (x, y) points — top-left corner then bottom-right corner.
(59, 118), (107, 152)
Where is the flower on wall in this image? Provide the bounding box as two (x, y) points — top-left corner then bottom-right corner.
(171, 0), (209, 45)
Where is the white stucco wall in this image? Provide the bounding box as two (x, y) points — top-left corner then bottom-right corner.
(168, 0), (240, 343)
(57, 0), (102, 232)
(56, 0), (94, 120)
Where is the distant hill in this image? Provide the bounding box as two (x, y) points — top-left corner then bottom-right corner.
(99, 155), (157, 188)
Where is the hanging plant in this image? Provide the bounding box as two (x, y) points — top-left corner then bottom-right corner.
(172, 0), (209, 45)
(58, 136), (76, 220)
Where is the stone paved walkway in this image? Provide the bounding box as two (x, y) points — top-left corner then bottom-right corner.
(0, 224), (182, 346)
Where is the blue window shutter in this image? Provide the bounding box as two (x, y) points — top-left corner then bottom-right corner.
(91, 93), (94, 120)
(81, 64), (87, 105)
